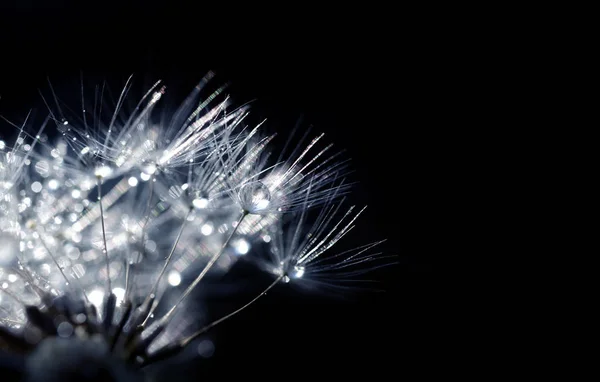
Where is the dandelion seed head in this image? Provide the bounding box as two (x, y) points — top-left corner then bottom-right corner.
(0, 73), (392, 379)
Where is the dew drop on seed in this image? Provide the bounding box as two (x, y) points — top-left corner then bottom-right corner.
(238, 181), (271, 214)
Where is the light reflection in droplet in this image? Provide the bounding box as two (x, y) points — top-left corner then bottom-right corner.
(201, 223), (213, 236)
(193, 198), (209, 209)
(30, 181), (42, 193)
(112, 287), (125, 305)
(88, 289), (104, 308)
(168, 270), (181, 286)
(232, 238), (250, 255)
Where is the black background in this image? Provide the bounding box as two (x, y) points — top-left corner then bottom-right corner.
(0, 2), (439, 380)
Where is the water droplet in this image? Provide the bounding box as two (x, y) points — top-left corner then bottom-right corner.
(293, 265), (305, 279)
(238, 181), (271, 214)
(31, 181), (42, 193)
(57, 322), (73, 337)
(197, 339), (215, 358)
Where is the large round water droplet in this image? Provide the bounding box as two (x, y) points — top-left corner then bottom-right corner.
(238, 181), (271, 214)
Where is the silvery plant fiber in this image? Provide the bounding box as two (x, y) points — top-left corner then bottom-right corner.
(0, 72), (392, 381)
